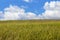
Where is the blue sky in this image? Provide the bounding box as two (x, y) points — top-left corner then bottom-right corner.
(0, 0), (60, 20)
(0, 0), (58, 14)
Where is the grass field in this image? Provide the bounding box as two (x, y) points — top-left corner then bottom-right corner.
(0, 20), (60, 40)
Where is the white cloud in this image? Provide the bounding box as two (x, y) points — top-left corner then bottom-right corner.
(23, 0), (32, 2)
(0, 11), (4, 19)
(40, 1), (60, 19)
(0, 5), (39, 20)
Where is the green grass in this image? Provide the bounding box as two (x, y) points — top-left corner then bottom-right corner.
(0, 20), (60, 40)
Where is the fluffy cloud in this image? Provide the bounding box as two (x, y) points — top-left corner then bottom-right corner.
(0, 5), (39, 20)
(41, 1), (60, 19)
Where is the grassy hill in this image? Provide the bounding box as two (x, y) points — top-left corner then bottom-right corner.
(0, 20), (60, 40)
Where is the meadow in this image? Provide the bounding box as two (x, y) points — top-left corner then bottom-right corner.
(0, 20), (60, 40)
